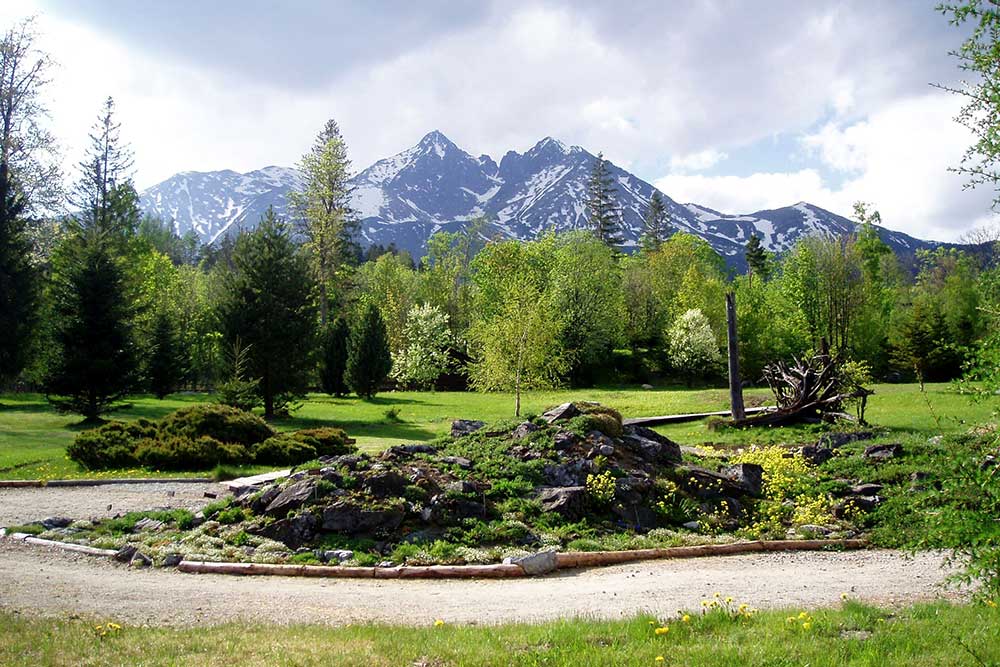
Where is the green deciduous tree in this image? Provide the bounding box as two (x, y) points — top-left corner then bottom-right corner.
(216, 208), (317, 418)
(345, 301), (392, 399)
(585, 152), (622, 246)
(391, 303), (453, 389)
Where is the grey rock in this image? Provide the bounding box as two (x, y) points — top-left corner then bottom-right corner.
(800, 444), (834, 465)
(833, 496), (882, 519)
(451, 419), (486, 438)
(680, 466), (754, 499)
(129, 551), (152, 568)
(722, 463), (764, 498)
(611, 503), (659, 530)
(326, 549), (354, 562)
(162, 553), (184, 567)
(682, 520), (701, 531)
(621, 426), (683, 464)
(849, 483), (883, 496)
(641, 384), (654, 390)
(864, 443), (903, 461)
(264, 479), (316, 517)
(252, 511), (319, 549)
(588, 443), (615, 458)
(537, 486), (588, 520)
(437, 455), (473, 469)
(512, 421), (542, 439)
(377, 561), (396, 568)
(503, 549), (558, 575)
(543, 459), (593, 487)
(114, 544), (138, 563)
(250, 486), (281, 514)
(819, 431), (879, 449)
(40, 517), (72, 530)
(542, 402), (580, 423)
(364, 471), (408, 497)
(133, 517), (164, 532)
(320, 502), (404, 535)
(796, 524), (832, 536)
(445, 480), (478, 495)
(553, 431), (579, 451)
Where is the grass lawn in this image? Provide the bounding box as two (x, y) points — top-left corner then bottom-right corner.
(0, 383), (994, 480)
(0, 601), (997, 666)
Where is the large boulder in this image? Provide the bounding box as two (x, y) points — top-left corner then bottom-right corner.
(680, 466), (756, 499)
(363, 471), (408, 497)
(621, 425), (683, 465)
(512, 422), (542, 440)
(320, 502), (405, 535)
(451, 420), (485, 438)
(543, 459), (593, 487)
(611, 503), (659, 531)
(721, 463), (764, 498)
(252, 511), (318, 548)
(503, 549), (558, 575)
(542, 402), (580, 424)
(264, 479), (316, 517)
(537, 486), (588, 520)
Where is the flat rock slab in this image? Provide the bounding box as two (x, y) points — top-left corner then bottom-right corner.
(222, 470), (291, 491)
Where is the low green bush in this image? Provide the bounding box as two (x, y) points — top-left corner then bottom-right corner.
(158, 404), (274, 447)
(252, 435), (318, 466)
(65, 420), (157, 469)
(289, 428), (355, 457)
(134, 435), (248, 471)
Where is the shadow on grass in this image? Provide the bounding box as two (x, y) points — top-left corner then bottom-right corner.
(269, 414), (438, 442)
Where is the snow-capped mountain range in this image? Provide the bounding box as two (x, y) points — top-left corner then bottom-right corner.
(140, 130), (940, 269)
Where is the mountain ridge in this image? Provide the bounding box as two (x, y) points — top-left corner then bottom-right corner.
(139, 130), (943, 268)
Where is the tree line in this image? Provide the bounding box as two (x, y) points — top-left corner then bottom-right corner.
(1, 16), (998, 421)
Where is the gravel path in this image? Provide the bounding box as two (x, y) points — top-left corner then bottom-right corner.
(0, 482), (230, 526)
(0, 484), (962, 627)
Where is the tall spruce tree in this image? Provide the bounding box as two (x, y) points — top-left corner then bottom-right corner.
(46, 232), (138, 420)
(0, 163), (37, 391)
(641, 191), (668, 251)
(585, 152), (622, 246)
(217, 208), (317, 418)
(744, 234), (770, 284)
(289, 119), (359, 325)
(147, 308), (186, 399)
(318, 316), (350, 397)
(345, 302), (392, 399)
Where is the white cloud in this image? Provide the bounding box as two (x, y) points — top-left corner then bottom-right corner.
(669, 149), (729, 172)
(656, 92), (997, 241)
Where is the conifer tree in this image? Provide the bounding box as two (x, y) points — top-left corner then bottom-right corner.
(216, 208), (317, 418)
(318, 316), (350, 397)
(585, 153), (622, 246)
(744, 234), (770, 284)
(345, 302), (392, 399)
(0, 164), (38, 391)
(641, 191), (669, 251)
(147, 308), (186, 399)
(46, 232), (138, 421)
(289, 119), (359, 325)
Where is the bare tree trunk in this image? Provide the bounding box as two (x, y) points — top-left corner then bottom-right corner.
(725, 292), (745, 421)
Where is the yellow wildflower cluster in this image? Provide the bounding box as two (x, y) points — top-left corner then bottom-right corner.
(585, 471), (616, 504)
(985, 599), (997, 609)
(92, 622), (122, 639)
(786, 611), (814, 630)
(698, 592), (758, 621)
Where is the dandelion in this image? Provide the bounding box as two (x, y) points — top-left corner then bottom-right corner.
(713, 592), (721, 598)
(655, 657), (665, 663)
(798, 611), (808, 620)
(802, 622), (812, 630)
(681, 614), (691, 623)
(648, 620), (656, 625)
(841, 593), (848, 601)
(986, 600), (997, 609)
(434, 619), (445, 627)
(786, 616), (796, 624)
(725, 597), (733, 603)
(654, 626), (669, 636)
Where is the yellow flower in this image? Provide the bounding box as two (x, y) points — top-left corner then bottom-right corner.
(802, 622), (812, 630)
(655, 657), (665, 663)
(713, 592), (721, 598)
(654, 626), (669, 635)
(786, 616), (796, 624)
(798, 611), (808, 620)
(986, 600), (997, 608)
(841, 593), (848, 601)
(648, 620), (656, 625)
(681, 614), (691, 623)
(434, 619), (445, 627)
(701, 600), (709, 607)
(725, 597), (733, 603)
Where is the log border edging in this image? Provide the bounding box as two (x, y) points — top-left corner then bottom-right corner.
(1, 529), (866, 578)
(0, 477), (215, 488)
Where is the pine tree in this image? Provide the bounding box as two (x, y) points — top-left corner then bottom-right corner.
(585, 153), (622, 246)
(318, 316), (350, 397)
(216, 208), (318, 418)
(641, 191), (669, 251)
(345, 302), (392, 399)
(46, 232), (138, 421)
(147, 308), (187, 399)
(744, 234), (770, 284)
(289, 119), (359, 325)
(0, 163), (38, 391)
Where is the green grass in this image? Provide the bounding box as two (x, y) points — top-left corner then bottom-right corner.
(0, 601), (997, 666)
(1, 383), (994, 480)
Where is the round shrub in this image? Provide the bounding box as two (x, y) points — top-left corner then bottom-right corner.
(158, 404), (274, 446)
(289, 427), (355, 457)
(67, 420), (156, 469)
(583, 412), (623, 438)
(135, 435), (249, 471)
(252, 435), (318, 466)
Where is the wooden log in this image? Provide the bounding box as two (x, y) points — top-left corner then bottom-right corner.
(178, 561), (376, 578)
(0, 480), (44, 488)
(725, 291), (746, 421)
(374, 564), (526, 579)
(15, 535), (118, 558)
(45, 477), (214, 487)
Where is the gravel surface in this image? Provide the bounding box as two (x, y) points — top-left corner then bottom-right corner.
(0, 482), (229, 526)
(0, 484), (962, 627)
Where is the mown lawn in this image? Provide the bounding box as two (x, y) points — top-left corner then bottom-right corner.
(0, 383), (993, 480)
(0, 601), (997, 666)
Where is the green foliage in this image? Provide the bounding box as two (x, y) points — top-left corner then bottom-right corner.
(251, 435), (318, 466)
(135, 435), (247, 471)
(585, 470), (616, 504)
(345, 301), (393, 399)
(641, 191), (668, 251)
(318, 317), (350, 397)
(216, 339), (262, 412)
(744, 234), (771, 283)
(390, 303), (453, 389)
(585, 153), (622, 246)
(289, 427), (355, 457)
(0, 163), (38, 387)
(65, 419), (156, 469)
(147, 308), (187, 399)
(158, 404), (273, 447)
(216, 208), (318, 417)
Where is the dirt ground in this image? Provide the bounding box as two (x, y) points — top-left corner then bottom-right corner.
(0, 483), (962, 627)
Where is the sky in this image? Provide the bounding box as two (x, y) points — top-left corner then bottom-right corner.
(2, 0), (995, 241)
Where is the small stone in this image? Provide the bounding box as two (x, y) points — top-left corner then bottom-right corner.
(114, 544), (138, 563)
(722, 463), (764, 497)
(800, 444), (834, 465)
(327, 549), (354, 562)
(512, 421), (542, 440)
(451, 420), (486, 438)
(796, 524), (832, 536)
(553, 431), (579, 451)
(203, 492), (217, 499)
(377, 561), (395, 568)
(40, 517), (72, 530)
(503, 549), (558, 576)
(537, 486), (587, 520)
(129, 551), (152, 567)
(542, 402), (580, 424)
(437, 455), (473, 469)
(864, 443), (902, 461)
(445, 480), (478, 494)
(682, 521), (701, 531)
(162, 553), (183, 567)
(849, 483), (883, 496)
(641, 384), (654, 390)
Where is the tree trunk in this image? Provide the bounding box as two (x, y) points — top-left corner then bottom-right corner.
(726, 292), (745, 421)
